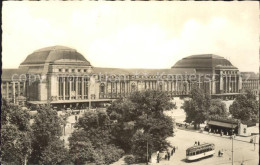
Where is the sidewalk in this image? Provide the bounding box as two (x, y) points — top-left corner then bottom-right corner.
(177, 125), (259, 144)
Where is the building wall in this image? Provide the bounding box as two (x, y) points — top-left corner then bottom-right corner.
(238, 123), (259, 137)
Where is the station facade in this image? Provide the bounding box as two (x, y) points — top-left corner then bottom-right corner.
(1, 46), (259, 108)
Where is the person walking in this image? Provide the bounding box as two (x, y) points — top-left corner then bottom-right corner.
(165, 153), (167, 160)
(173, 146), (176, 153)
(198, 141), (200, 145)
(194, 141), (197, 145)
(157, 154), (160, 163)
(167, 151), (170, 161)
(171, 148), (174, 156)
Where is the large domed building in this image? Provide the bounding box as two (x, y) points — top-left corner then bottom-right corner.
(1, 46), (259, 108)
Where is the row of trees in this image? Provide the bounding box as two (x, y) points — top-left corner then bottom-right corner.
(183, 86), (259, 129)
(3, 87), (256, 164)
(1, 90), (175, 164)
(1, 100), (69, 165)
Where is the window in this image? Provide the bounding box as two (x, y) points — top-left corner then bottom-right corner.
(84, 69), (87, 72)
(159, 82), (163, 91)
(100, 83), (105, 93)
(59, 69), (62, 72)
(78, 69), (81, 72)
(131, 83), (136, 92)
(72, 69), (75, 72)
(65, 69), (68, 72)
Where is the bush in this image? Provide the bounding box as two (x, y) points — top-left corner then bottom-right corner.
(98, 144), (125, 164)
(124, 155), (135, 165)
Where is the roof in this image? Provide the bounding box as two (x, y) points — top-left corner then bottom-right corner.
(1, 68), (28, 81)
(241, 72), (259, 80)
(93, 67), (196, 75)
(186, 143), (214, 151)
(172, 54), (237, 72)
(20, 45), (91, 66)
(208, 120), (238, 128)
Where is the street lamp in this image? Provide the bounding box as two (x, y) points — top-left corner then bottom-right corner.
(232, 127), (234, 165)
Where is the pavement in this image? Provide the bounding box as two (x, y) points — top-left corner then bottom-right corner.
(177, 125), (259, 144)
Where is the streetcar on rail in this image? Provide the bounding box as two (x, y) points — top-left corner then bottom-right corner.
(186, 143), (215, 161)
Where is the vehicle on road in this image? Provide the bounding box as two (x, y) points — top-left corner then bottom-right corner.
(186, 143), (215, 161)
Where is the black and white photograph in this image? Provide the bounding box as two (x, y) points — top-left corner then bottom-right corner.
(1, 1), (259, 165)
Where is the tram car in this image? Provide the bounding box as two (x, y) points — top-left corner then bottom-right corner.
(186, 143), (215, 161)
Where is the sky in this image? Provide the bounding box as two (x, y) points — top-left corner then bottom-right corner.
(2, 1), (259, 72)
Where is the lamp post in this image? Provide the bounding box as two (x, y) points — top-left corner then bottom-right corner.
(231, 121), (234, 165)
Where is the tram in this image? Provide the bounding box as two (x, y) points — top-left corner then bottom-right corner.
(186, 143), (215, 161)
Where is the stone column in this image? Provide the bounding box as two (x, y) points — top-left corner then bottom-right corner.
(229, 75), (232, 93)
(212, 74), (216, 94)
(23, 81), (26, 97)
(69, 80), (71, 100)
(82, 78), (84, 99)
(18, 82), (20, 98)
(75, 78), (78, 99)
(63, 78), (65, 100)
(12, 82), (16, 104)
(175, 80), (178, 92)
(220, 72), (223, 93)
(225, 73), (228, 93)
(234, 74), (237, 92)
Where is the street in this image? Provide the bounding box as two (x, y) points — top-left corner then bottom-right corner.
(153, 129), (259, 165)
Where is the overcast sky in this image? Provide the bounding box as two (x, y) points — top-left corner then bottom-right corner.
(2, 1), (259, 72)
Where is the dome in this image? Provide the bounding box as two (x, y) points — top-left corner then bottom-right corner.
(172, 54), (237, 72)
(20, 46), (91, 66)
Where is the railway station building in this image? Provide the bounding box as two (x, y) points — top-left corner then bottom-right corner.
(1, 46), (259, 109)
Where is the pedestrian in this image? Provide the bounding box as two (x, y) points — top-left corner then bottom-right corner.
(171, 148), (174, 156)
(165, 153), (167, 160)
(218, 150), (221, 157)
(167, 151), (170, 160)
(75, 115), (78, 121)
(157, 154), (160, 163)
(173, 146), (176, 153)
(198, 141), (200, 145)
(194, 141), (197, 145)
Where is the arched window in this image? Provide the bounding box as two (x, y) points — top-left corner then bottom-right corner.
(100, 83), (105, 93)
(131, 83), (136, 92)
(159, 82), (163, 91)
(121, 82), (125, 93)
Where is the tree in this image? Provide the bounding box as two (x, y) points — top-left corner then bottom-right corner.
(69, 110), (124, 165)
(39, 139), (70, 165)
(229, 90), (259, 121)
(1, 99), (31, 131)
(182, 86), (211, 129)
(107, 90), (175, 162)
(208, 99), (228, 118)
(29, 105), (68, 164)
(1, 124), (31, 164)
(69, 130), (102, 165)
(1, 99), (32, 165)
(131, 130), (152, 163)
